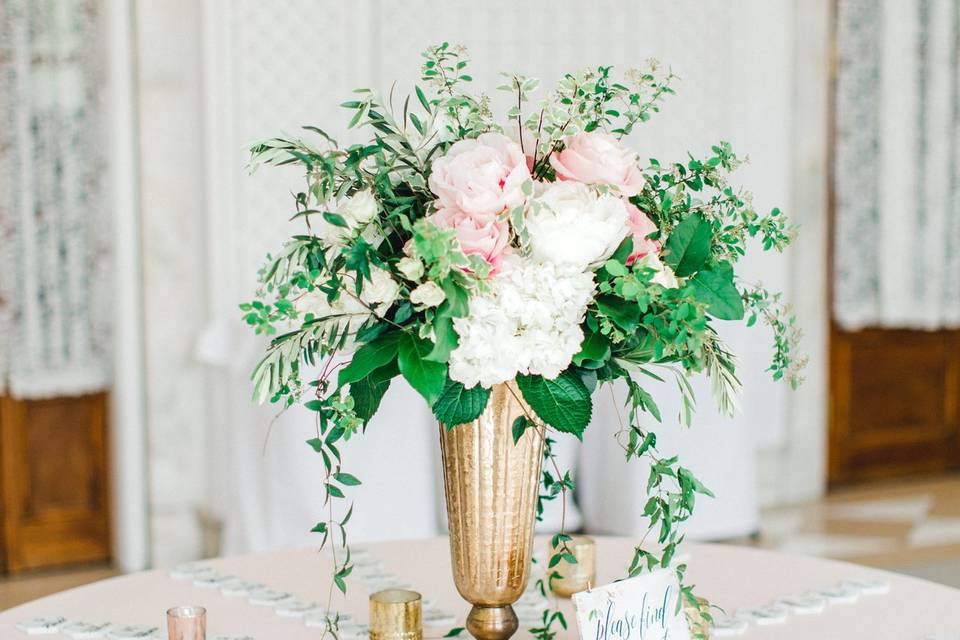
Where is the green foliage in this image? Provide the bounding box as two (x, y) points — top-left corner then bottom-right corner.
(398, 333), (448, 405)
(664, 213), (711, 277)
(688, 262), (744, 320)
(432, 379), (491, 427)
(517, 371), (592, 439)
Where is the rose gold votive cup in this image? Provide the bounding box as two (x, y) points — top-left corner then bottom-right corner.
(550, 535), (597, 598)
(370, 589), (422, 640)
(166, 605), (206, 640)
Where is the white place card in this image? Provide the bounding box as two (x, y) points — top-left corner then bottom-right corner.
(572, 569), (690, 640)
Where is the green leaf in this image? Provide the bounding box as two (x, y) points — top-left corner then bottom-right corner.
(610, 236), (634, 265)
(338, 332), (400, 387)
(334, 472), (362, 486)
(425, 314), (458, 363)
(689, 262), (744, 320)
(398, 333), (448, 405)
(512, 416), (529, 444)
(310, 522), (327, 533)
(415, 85), (432, 114)
(443, 628), (465, 638)
(573, 330), (611, 369)
(596, 295), (640, 332)
(323, 211), (349, 228)
(432, 379), (491, 427)
(664, 213), (711, 277)
(517, 371), (592, 439)
(350, 361), (397, 423)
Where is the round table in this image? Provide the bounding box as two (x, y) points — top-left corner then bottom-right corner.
(1, 537), (957, 639)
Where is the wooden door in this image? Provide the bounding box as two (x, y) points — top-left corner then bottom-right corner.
(829, 329), (960, 484)
(0, 393), (111, 572)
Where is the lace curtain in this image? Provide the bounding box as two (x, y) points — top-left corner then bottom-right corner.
(834, 0), (960, 329)
(0, 0), (111, 397)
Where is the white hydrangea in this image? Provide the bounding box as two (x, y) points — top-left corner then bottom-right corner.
(448, 256), (596, 388)
(526, 181), (629, 269)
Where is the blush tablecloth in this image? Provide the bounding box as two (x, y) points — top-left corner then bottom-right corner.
(1, 537), (957, 639)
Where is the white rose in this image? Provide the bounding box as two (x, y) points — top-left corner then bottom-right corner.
(396, 256), (425, 281)
(639, 253), (679, 289)
(338, 189), (378, 229)
(526, 182), (629, 269)
(359, 267), (400, 310)
(410, 281), (446, 307)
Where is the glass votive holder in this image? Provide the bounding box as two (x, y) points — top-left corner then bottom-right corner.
(550, 535), (596, 598)
(370, 589), (422, 640)
(167, 605), (206, 640)
(683, 596), (710, 637)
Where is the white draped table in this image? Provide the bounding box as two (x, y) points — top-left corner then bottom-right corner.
(1, 537), (957, 639)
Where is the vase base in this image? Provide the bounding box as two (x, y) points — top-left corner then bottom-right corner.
(466, 605), (518, 640)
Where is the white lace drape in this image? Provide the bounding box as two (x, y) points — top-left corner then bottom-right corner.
(834, 0), (960, 329)
(0, 0), (112, 397)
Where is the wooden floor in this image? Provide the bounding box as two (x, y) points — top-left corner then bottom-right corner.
(758, 473), (960, 587)
(1, 474), (958, 611)
(0, 564), (117, 610)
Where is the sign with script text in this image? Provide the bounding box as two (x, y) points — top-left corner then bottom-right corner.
(571, 569), (690, 640)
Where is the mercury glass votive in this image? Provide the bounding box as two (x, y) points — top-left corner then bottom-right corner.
(550, 535), (596, 598)
(370, 589), (422, 640)
(167, 606), (206, 640)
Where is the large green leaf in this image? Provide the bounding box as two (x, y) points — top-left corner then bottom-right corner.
(517, 371), (592, 439)
(690, 262), (744, 320)
(573, 329), (611, 370)
(398, 333), (448, 405)
(432, 379), (491, 428)
(350, 361), (398, 423)
(338, 331), (400, 387)
(664, 213), (711, 277)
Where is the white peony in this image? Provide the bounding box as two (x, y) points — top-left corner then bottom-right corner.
(410, 281), (446, 308)
(526, 181), (630, 269)
(448, 256), (596, 388)
(396, 256), (425, 281)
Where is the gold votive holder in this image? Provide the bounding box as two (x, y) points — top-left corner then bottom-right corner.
(550, 535), (596, 598)
(370, 589), (422, 640)
(683, 596), (710, 638)
(166, 605), (206, 640)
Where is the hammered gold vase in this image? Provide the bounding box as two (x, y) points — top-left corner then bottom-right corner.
(439, 382), (544, 640)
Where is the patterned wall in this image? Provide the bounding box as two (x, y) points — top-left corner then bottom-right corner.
(0, 0), (112, 398)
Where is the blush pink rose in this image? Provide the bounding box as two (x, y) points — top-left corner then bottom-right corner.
(428, 132), (530, 217)
(550, 131), (645, 196)
(431, 206), (511, 275)
(624, 202), (661, 265)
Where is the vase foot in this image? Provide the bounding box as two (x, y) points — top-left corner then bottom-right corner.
(466, 605), (518, 640)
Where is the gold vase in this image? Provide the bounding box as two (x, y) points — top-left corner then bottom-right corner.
(438, 382), (544, 640)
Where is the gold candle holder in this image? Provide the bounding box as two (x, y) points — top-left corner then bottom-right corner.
(370, 589), (422, 640)
(166, 606), (206, 640)
(550, 535), (596, 598)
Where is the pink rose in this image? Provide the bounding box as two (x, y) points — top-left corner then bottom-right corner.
(550, 131), (644, 196)
(624, 202), (661, 265)
(431, 206), (511, 275)
(428, 132), (530, 217)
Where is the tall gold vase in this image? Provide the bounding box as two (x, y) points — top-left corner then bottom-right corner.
(439, 382), (544, 640)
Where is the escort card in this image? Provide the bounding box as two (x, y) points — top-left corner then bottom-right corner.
(571, 569), (690, 640)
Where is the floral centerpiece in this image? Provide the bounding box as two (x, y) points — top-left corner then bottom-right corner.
(242, 43), (802, 640)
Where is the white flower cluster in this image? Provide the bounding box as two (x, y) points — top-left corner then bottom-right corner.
(448, 257), (595, 388)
